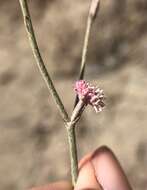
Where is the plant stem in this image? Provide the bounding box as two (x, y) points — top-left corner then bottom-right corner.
(67, 100), (85, 186)
(19, 0), (69, 123)
(79, 16), (92, 81)
(66, 100), (85, 186)
(74, 0), (100, 107)
(66, 125), (78, 186)
(79, 0), (100, 80)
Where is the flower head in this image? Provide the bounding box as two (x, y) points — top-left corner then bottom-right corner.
(74, 80), (105, 113)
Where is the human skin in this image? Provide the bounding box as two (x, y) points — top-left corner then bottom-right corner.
(30, 146), (132, 190)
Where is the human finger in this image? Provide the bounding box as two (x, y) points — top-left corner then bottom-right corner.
(91, 146), (132, 190)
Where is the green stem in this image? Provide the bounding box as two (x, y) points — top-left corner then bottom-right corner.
(19, 0), (69, 123)
(67, 100), (85, 186)
(79, 17), (92, 81)
(79, 0), (100, 80)
(66, 125), (78, 186)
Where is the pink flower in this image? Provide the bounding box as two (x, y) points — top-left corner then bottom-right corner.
(74, 80), (105, 113)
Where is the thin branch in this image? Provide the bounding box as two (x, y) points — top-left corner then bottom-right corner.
(19, 0), (69, 123)
(79, 0), (100, 80)
(78, 17), (92, 80)
(74, 0), (100, 107)
(70, 100), (85, 123)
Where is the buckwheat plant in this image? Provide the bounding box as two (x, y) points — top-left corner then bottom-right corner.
(19, 0), (104, 187)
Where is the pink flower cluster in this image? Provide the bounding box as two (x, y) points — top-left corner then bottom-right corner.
(74, 80), (105, 113)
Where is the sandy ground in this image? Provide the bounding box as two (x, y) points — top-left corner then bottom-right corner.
(0, 0), (147, 189)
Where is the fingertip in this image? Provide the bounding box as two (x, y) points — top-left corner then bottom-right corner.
(91, 146), (132, 190)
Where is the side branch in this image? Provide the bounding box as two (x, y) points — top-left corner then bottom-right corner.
(79, 0), (100, 81)
(19, 0), (69, 123)
(74, 0), (100, 107)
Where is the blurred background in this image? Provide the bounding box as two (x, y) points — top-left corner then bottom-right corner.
(0, 0), (147, 189)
